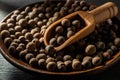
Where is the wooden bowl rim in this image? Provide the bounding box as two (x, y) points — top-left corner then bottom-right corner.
(0, 1), (120, 75)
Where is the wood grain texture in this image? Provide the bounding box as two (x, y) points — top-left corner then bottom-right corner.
(0, 0), (120, 80)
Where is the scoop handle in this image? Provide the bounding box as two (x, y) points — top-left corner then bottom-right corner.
(89, 2), (118, 24)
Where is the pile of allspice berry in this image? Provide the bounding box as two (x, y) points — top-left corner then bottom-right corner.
(0, 0), (120, 72)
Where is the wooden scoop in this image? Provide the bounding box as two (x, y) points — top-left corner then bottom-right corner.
(44, 2), (118, 51)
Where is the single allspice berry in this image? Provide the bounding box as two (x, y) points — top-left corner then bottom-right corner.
(92, 56), (102, 66)
(61, 18), (71, 27)
(45, 45), (55, 56)
(25, 53), (34, 62)
(18, 19), (27, 28)
(82, 60), (92, 69)
(46, 61), (57, 71)
(72, 60), (81, 70)
(0, 22), (8, 31)
(1, 30), (10, 39)
(38, 59), (46, 68)
(85, 44), (96, 55)
(57, 61), (66, 71)
(63, 55), (72, 61)
(26, 42), (36, 52)
(36, 53), (47, 61)
(29, 58), (37, 67)
(57, 36), (65, 45)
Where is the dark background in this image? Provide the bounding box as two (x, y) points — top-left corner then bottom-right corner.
(0, 0), (120, 80)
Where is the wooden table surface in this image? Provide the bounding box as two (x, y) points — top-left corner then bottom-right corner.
(0, 0), (120, 80)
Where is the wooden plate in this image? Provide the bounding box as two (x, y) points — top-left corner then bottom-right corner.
(0, 1), (120, 76)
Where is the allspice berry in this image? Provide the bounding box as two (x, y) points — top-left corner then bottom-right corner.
(25, 53), (34, 62)
(15, 32), (22, 38)
(18, 43), (25, 49)
(64, 60), (72, 69)
(96, 41), (106, 50)
(18, 36), (26, 43)
(45, 45), (55, 56)
(45, 13), (51, 19)
(57, 61), (66, 71)
(106, 49), (113, 56)
(10, 42), (18, 47)
(82, 60), (92, 69)
(16, 14), (24, 21)
(0, 22), (8, 31)
(80, 0), (87, 7)
(61, 18), (71, 27)
(39, 49), (45, 54)
(14, 10), (20, 14)
(83, 56), (92, 61)
(72, 20), (80, 28)
(85, 44), (96, 55)
(25, 32), (33, 41)
(28, 19), (36, 27)
(25, 16), (30, 21)
(46, 7), (52, 12)
(4, 37), (12, 47)
(114, 38), (120, 47)
(29, 12), (37, 19)
(49, 38), (57, 46)
(7, 23), (14, 28)
(25, 6), (31, 12)
(34, 17), (39, 22)
(20, 11), (27, 16)
(46, 57), (55, 63)
(10, 35), (16, 39)
(36, 53), (47, 60)
(8, 46), (16, 55)
(72, 60), (81, 70)
(111, 45), (118, 53)
(38, 13), (45, 19)
(19, 19), (27, 28)
(22, 29), (28, 35)
(67, 30), (74, 38)
(57, 36), (65, 45)
(43, 19), (48, 25)
(33, 33), (41, 39)
(6, 18), (15, 24)
(54, 12), (60, 18)
(55, 26), (63, 34)
(1, 30), (10, 39)
(11, 14), (17, 20)
(19, 50), (27, 58)
(26, 42), (36, 52)
(32, 38), (40, 47)
(74, 6), (81, 11)
(38, 59), (46, 68)
(92, 56), (102, 66)
(13, 39), (20, 43)
(82, 6), (88, 11)
(46, 62), (56, 71)
(31, 28), (39, 35)
(16, 46), (23, 53)
(102, 52), (111, 60)
(29, 58), (37, 67)
(15, 26), (22, 32)
(37, 21), (43, 27)
(63, 55), (72, 61)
